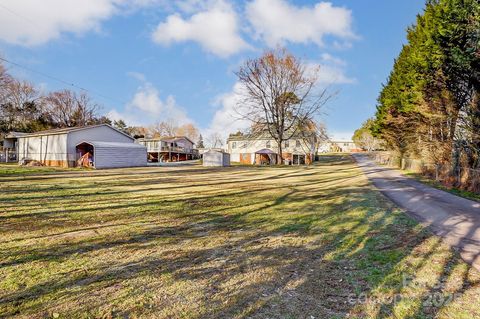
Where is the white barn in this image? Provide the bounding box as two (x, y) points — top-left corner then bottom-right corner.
(202, 149), (230, 167)
(14, 124), (147, 168)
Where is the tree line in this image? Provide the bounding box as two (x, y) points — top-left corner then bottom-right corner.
(370, 0), (479, 182)
(0, 62), (112, 134)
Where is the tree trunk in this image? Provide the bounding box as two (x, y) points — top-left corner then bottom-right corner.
(277, 140), (283, 165)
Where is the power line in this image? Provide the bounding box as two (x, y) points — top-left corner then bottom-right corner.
(0, 56), (127, 105)
(0, 3), (39, 28)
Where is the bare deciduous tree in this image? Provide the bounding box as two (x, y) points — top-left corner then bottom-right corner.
(150, 120), (178, 138)
(43, 90), (99, 127)
(0, 78), (44, 132)
(235, 48), (333, 164)
(175, 123), (199, 142)
(206, 132), (224, 148)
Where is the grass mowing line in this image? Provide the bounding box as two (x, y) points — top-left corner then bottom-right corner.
(0, 155), (479, 318)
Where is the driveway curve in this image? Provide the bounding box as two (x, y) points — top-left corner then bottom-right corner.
(353, 153), (480, 270)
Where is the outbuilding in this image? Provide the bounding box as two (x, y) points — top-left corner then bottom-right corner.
(13, 124), (147, 168)
(76, 141), (147, 169)
(202, 149), (230, 167)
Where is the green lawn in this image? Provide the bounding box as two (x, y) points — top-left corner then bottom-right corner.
(1, 156), (479, 319)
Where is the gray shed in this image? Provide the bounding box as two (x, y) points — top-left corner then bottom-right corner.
(76, 141), (147, 169)
(203, 149), (230, 167)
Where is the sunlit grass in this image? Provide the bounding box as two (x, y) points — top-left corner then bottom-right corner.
(0, 156), (479, 318)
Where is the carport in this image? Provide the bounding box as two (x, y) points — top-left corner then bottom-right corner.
(75, 141), (147, 169)
(255, 149), (278, 165)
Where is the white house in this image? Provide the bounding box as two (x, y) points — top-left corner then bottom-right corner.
(10, 124), (147, 168)
(227, 133), (316, 165)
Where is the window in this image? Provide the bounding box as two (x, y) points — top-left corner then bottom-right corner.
(266, 140), (271, 148)
(284, 140), (289, 148)
(296, 140), (301, 147)
(232, 142), (237, 149)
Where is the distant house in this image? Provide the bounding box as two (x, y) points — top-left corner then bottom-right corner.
(227, 133), (316, 165)
(137, 136), (199, 162)
(4, 124), (147, 168)
(202, 149), (230, 167)
(318, 140), (361, 153)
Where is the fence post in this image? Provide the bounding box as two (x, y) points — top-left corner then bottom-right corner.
(435, 164), (439, 181)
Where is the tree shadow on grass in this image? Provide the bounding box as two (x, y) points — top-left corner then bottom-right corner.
(1, 156), (479, 318)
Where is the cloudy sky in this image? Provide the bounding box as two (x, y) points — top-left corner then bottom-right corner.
(0, 0), (424, 140)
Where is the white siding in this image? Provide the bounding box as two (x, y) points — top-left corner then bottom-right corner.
(228, 138), (314, 159)
(230, 153), (240, 162)
(174, 138), (194, 152)
(67, 126), (133, 161)
(17, 134), (68, 162)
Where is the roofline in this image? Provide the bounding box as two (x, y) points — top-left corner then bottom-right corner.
(138, 136), (195, 145)
(75, 140), (146, 148)
(15, 124), (134, 140)
(227, 135), (316, 142)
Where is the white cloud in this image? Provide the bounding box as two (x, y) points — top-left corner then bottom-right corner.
(246, 0), (355, 47)
(203, 82), (250, 139)
(307, 54), (355, 85)
(152, 0), (250, 57)
(0, 0), (161, 46)
(108, 75), (193, 126)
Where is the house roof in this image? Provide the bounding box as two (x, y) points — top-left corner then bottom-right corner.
(13, 124), (134, 140)
(227, 132), (316, 142)
(138, 136), (195, 145)
(204, 148), (228, 154)
(76, 141), (146, 149)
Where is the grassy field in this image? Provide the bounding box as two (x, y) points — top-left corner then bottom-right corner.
(1, 155), (479, 319)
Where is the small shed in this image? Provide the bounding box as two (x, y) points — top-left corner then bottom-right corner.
(76, 141), (147, 169)
(203, 149), (230, 167)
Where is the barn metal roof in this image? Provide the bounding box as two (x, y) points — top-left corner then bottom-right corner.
(15, 124), (134, 140)
(76, 141), (146, 149)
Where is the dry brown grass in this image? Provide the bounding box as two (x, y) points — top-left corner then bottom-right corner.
(0, 156), (479, 318)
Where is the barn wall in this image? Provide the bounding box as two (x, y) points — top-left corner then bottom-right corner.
(17, 134), (69, 166)
(67, 126), (133, 161)
(94, 146), (147, 169)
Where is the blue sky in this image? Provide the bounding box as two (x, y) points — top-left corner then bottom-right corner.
(0, 0), (425, 140)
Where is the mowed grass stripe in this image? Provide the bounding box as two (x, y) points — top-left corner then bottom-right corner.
(0, 156), (479, 319)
